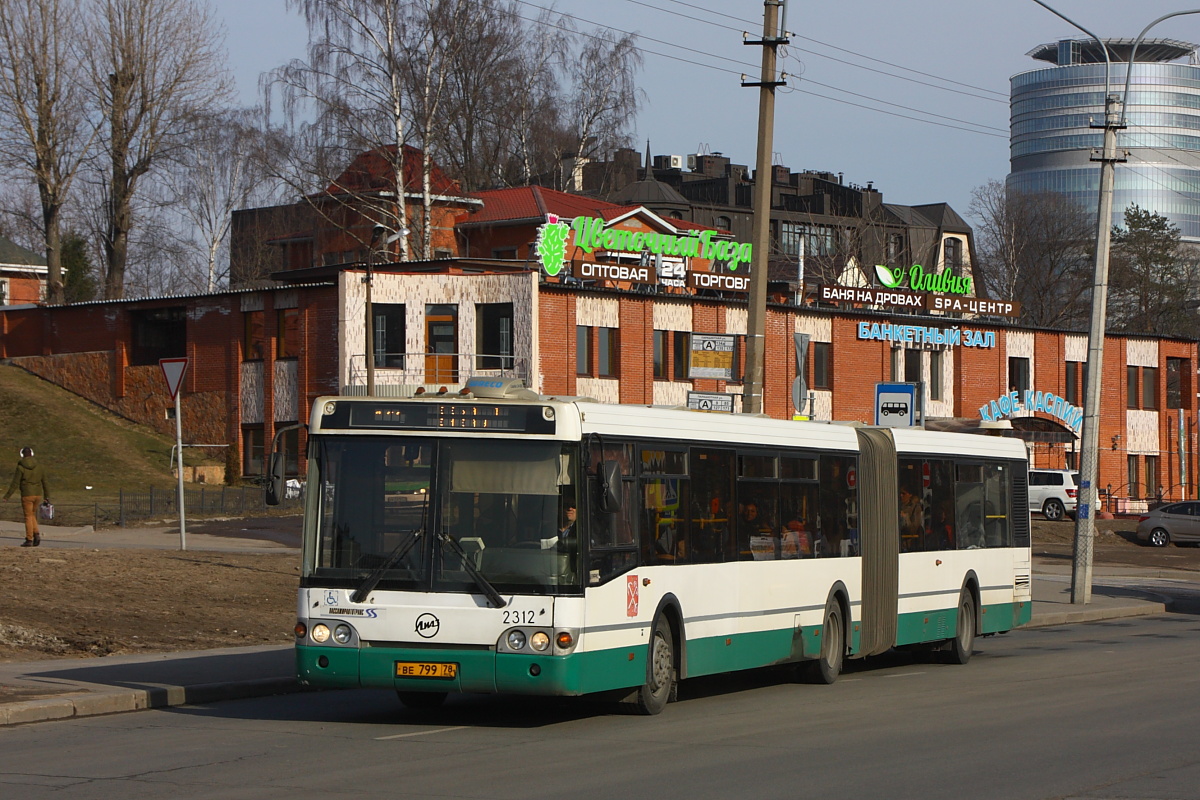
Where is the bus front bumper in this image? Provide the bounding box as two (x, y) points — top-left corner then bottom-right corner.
(296, 644), (589, 696)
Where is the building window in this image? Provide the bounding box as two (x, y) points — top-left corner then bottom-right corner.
(243, 310), (265, 361)
(1142, 366), (1158, 410)
(243, 426), (265, 476)
(930, 350), (943, 401)
(374, 304), (406, 368)
(576, 326), (591, 376)
(886, 233), (904, 263)
(476, 302), (513, 370)
(1065, 361), (1081, 405)
(943, 237), (963, 273)
(130, 307), (187, 366)
(598, 327), (618, 377)
(1009, 357), (1030, 394)
(1167, 357), (1189, 409)
(492, 247), (518, 259)
(905, 349), (921, 384)
(1128, 454), (1140, 499)
(812, 342), (831, 390)
(653, 330), (667, 378)
(673, 331), (691, 381)
(0, 278), (8, 305)
(276, 308), (300, 359)
(1127, 365), (1139, 409)
(1145, 455), (1159, 499)
(715, 215), (732, 231)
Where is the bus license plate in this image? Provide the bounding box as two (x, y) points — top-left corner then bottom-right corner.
(396, 661), (457, 679)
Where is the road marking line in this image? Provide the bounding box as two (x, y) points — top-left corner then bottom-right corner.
(376, 726), (468, 740)
(883, 671), (927, 678)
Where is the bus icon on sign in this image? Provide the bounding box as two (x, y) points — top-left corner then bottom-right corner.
(881, 401), (909, 417)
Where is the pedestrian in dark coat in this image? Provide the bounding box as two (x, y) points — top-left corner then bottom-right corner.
(4, 447), (50, 547)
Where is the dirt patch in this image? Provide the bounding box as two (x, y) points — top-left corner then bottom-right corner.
(1032, 517), (1200, 572)
(0, 548), (297, 663)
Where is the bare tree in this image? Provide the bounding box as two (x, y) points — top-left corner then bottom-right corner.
(164, 109), (279, 292)
(82, 0), (231, 299)
(432, 1), (567, 191)
(566, 28), (643, 182)
(0, 0), (94, 304)
(969, 179), (1093, 328)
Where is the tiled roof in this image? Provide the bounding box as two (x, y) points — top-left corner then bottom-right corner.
(463, 186), (625, 225)
(320, 145), (462, 197)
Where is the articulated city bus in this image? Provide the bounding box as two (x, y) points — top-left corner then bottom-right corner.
(279, 379), (1031, 714)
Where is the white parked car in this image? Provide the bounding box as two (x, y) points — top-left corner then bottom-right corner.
(1028, 469), (1078, 521)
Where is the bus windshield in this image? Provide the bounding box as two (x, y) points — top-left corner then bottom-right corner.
(306, 436), (583, 595)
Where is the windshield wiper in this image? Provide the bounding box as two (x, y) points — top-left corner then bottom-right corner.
(350, 529), (423, 604)
(438, 530), (506, 608)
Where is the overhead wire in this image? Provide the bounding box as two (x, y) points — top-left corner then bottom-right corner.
(510, 0), (1010, 139)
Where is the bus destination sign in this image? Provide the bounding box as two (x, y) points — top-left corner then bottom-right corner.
(336, 402), (557, 434)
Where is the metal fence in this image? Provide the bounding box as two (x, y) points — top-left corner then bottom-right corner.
(2, 484), (304, 530)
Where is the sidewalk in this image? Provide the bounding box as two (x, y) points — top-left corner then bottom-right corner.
(0, 523), (1176, 726)
(0, 519), (298, 553)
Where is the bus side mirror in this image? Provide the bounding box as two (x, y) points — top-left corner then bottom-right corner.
(265, 452), (285, 506)
(598, 460), (622, 513)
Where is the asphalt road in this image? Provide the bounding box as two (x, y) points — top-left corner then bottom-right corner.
(3, 607), (1199, 800)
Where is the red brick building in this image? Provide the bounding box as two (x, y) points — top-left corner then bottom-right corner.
(2, 180), (1195, 509)
(0, 236), (47, 306)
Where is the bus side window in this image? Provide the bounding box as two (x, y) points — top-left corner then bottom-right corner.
(983, 463), (1011, 547)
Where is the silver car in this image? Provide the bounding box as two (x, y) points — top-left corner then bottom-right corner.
(1136, 502), (1200, 547)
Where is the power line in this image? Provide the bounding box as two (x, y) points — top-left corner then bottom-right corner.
(511, 0), (1008, 140)
(622, 0), (1008, 100)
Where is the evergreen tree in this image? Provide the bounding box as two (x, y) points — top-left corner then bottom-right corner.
(61, 230), (97, 303)
(1108, 205), (1195, 335)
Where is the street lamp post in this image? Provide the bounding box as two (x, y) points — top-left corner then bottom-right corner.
(1029, 2), (1200, 603)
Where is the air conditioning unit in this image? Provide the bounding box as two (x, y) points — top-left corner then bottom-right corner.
(687, 154), (698, 170)
(669, 154), (684, 169)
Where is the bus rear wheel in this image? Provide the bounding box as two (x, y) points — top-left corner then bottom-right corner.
(396, 691), (447, 710)
(805, 598), (844, 684)
(945, 589), (976, 665)
(634, 616), (676, 715)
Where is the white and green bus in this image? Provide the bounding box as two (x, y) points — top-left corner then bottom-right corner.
(280, 378), (1031, 714)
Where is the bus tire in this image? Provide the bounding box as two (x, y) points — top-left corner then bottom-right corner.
(396, 691), (447, 710)
(946, 589), (976, 665)
(633, 616), (676, 715)
(805, 598), (844, 685)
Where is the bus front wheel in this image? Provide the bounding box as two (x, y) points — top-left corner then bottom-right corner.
(634, 616), (676, 715)
(805, 598), (844, 684)
(946, 590), (976, 665)
(397, 691), (447, 710)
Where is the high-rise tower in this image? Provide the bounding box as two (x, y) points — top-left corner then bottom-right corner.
(1009, 38), (1200, 241)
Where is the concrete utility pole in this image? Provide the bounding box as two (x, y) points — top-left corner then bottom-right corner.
(365, 225), (385, 396)
(742, 0), (788, 415)
(1031, 1), (1200, 604)
(1072, 92), (1123, 604)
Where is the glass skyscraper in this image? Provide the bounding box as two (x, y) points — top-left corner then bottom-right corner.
(1009, 38), (1200, 242)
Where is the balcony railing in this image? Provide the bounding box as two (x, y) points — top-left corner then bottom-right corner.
(345, 351), (531, 393)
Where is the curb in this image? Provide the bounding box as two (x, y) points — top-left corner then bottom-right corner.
(1, 677), (304, 727)
(1026, 599), (1169, 629)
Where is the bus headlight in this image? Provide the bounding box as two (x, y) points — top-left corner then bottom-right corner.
(506, 630), (527, 650)
(530, 631), (550, 651)
(311, 623), (331, 643)
(333, 624), (353, 644)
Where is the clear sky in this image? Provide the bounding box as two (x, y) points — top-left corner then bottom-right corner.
(213, 0), (1200, 224)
